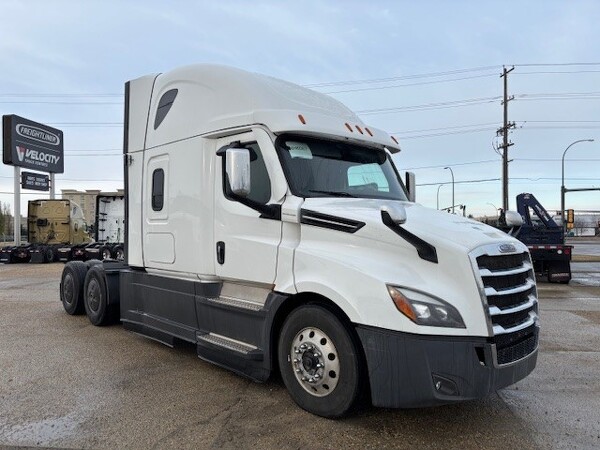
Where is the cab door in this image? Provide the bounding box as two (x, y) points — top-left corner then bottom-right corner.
(214, 129), (285, 285)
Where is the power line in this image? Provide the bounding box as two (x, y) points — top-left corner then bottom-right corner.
(405, 159), (498, 170)
(395, 127), (497, 140)
(0, 101), (122, 105)
(417, 178), (500, 187)
(0, 94), (121, 97)
(515, 70), (600, 75)
(322, 74), (497, 94)
(518, 120), (600, 123)
(356, 96), (501, 115)
(515, 158), (600, 162)
(392, 122), (498, 134)
(304, 65), (502, 88)
(514, 62), (600, 67)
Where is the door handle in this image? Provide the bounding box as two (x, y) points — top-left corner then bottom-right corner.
(216, 241), (225, 265)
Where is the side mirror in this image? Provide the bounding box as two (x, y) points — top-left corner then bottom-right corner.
(381, 203), (407, 225)
(405, 171), (416, 202)
(505, 210), (523, 227)
(225, 148), (251, 197)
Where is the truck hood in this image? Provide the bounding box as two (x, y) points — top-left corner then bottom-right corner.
(301, 197), (513, 253)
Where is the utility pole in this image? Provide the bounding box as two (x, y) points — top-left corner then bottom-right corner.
(497, 66), (515, 211)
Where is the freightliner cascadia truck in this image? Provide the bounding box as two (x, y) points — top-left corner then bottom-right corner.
(83, 194), (125, 261)
(59, 64), (539, 417)
(0, 199), (91, 263)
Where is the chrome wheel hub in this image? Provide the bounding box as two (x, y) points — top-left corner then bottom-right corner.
(290, 327), (340, 397)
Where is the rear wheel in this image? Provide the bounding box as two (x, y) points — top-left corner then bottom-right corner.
(278, 305), (363, 418)
(44, 247), (55, 263)
(83, 265), (115, 326)
(60, 261), (88, 315)
(113, 246), (124, 261)
(99, 246), (112, 261)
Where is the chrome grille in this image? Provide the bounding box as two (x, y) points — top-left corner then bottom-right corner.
(471, 244), (539, 365)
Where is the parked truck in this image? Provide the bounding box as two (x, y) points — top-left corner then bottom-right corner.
(59, 64), (539, 417)
(83, 194), (125, 261)
(0, 199), (91, 263)
(513, 193), (572, 283)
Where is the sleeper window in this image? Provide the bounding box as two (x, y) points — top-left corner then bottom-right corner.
(154, 89), (178, 129)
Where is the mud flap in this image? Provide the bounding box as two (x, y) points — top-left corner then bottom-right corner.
(548, 260), (571, 283)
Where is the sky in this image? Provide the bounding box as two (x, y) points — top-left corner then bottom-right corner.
(1, 0), (599, 218)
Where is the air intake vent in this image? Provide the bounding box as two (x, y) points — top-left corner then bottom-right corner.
(300, 209), (365, 233)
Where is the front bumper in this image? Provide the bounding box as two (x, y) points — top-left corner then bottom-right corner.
(356, 325), (538, 408)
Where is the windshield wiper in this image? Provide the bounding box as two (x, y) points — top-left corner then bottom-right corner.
(308, 190), (356, 198)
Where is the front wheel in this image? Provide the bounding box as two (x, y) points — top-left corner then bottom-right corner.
(278, 305), (363, 418)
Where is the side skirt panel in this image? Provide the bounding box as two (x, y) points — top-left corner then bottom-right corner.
(119, 270), (289, 381)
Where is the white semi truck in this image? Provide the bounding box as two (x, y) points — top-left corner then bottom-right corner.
(60, 64), (538, 417)
(83, 194), (125, 261)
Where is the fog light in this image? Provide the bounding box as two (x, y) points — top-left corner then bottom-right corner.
(432, 374), (459, 396)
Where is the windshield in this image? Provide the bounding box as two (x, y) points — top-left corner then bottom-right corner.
(277, 135), (408, 201)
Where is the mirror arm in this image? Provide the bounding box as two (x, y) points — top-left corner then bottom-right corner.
(230, 192), (281, 220)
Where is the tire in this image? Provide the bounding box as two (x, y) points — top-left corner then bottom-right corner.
(83, 265), (115, 326)
(113, 246), (124, 261)
(44, 247), (55, 263)
(278, 305), (363, 418)
(99, 246), (112, 261)
(60, 261), (89, 315)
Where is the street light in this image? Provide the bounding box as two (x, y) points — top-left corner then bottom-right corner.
(444, 166), (455, 214)
(487, 202), (499, 218)
(436, 184), (443, 209)
(561, 139), (594, 232)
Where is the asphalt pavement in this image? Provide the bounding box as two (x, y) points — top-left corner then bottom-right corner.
(0, 248), (599, 449)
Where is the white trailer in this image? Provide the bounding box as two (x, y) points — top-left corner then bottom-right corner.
(60, 64), (539, 417)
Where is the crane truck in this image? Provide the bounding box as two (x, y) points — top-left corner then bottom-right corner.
(514, 193), (572, 283)
(0, 199), (91, 263)
(59, 64), (539, 417)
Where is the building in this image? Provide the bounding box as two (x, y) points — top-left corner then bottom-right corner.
(61, 189), (124, 225)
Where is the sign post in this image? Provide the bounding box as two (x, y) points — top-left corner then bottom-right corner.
(2, 114), (64, 245)
(14, 167), (20, 245)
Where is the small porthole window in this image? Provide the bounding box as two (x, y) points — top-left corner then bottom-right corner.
(152, 169), (164, 211)
(154, 89), (178, 129)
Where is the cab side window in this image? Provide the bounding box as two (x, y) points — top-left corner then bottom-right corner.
(246, 143), (271, 204)
(152, 168), (165, 211)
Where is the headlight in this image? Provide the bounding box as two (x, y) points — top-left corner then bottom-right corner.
(386, 285), (465, 328)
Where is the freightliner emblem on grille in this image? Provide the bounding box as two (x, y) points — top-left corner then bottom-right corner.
(498, 243), (517, 253)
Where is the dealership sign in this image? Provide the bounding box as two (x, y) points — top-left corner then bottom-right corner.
(2, 115), (64, 173)
(21, 171), (50, 191)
